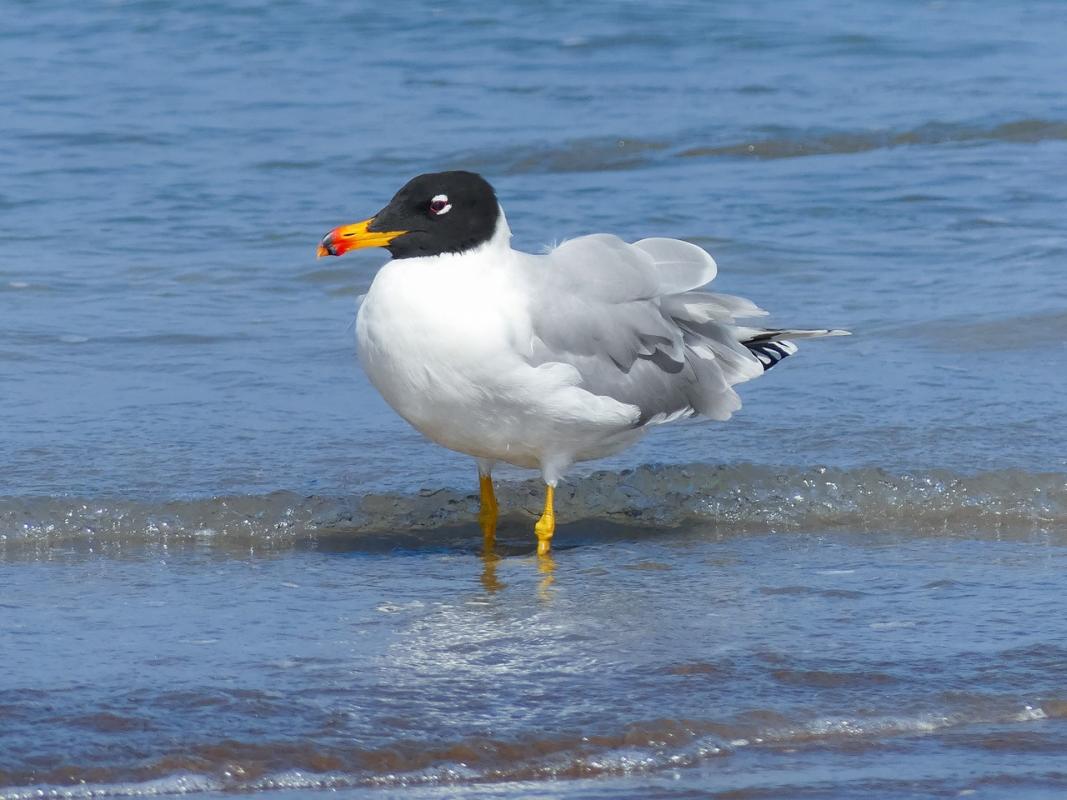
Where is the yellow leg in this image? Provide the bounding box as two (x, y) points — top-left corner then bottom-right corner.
(534, 484), (555, 556)
(478, 472), (498, 543)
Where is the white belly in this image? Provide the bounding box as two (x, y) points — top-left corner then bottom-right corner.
(355, 255), (639, 473)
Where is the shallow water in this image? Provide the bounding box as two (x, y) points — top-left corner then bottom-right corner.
(3, 1), (1067, 798)
(5, 527), (1067, 799)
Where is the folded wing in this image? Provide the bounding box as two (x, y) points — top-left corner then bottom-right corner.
(523, 234), (844, 425)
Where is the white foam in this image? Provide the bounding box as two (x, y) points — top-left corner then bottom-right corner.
(870, 620), (917, 630)
(0, 774), (219, 800)
(1014, 705), (1048, 721)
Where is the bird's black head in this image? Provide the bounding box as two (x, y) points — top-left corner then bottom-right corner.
(318, 171), (500, 260)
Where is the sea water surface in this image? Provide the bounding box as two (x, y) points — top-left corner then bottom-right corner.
(3, 1), (1067, 798)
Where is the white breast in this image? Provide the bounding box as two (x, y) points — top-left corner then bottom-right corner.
(354, 223), (642, 473)
(356, 240), (534, 460)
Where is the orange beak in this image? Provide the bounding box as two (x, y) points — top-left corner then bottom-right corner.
(316, 218), (408, 257)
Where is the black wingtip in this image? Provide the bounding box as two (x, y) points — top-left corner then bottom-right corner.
(745, 339), (798, 371)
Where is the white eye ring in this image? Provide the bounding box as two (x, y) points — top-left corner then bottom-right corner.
(429, 194), (452, 216)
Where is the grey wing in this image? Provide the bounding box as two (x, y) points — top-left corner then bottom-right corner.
(523, 235), (772, 425)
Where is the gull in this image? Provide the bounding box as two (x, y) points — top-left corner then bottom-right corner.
(318, 171), (847, 555)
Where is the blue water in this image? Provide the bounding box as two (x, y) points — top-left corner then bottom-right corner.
(3, 2), (1067, 798)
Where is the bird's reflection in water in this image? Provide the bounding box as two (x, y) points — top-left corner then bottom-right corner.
(480, 540), (504, 594)
(537, 552), (556, 600)
(479, 539), (556, 599)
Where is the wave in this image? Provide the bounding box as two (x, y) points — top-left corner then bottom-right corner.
(447, 118), (1067, 175)
(678, 118), (1067, 160)
(2, 464), (1064, 546)
(895, 309), (1067, 353)
(0, 696), (1061, 797)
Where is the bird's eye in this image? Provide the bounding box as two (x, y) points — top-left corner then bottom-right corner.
(428, 194), (452, 216)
